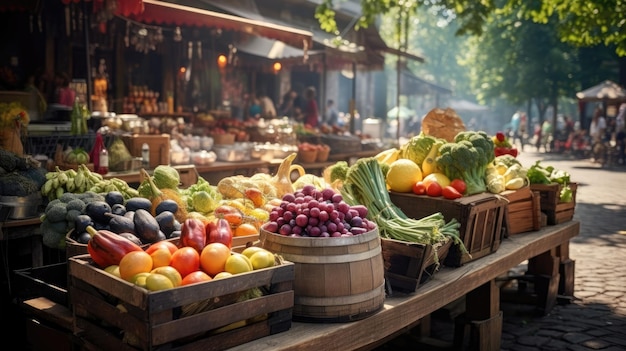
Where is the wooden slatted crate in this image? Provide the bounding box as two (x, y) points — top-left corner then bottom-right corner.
(389, 192), (507, 267)
(381, 238), (453, 294)
(501, 186), (542, 236)
(68, 254), (294, 351)
(530, 183), (577, 225)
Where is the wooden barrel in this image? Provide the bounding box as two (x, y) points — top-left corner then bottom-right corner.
(260, 227), (385, 322)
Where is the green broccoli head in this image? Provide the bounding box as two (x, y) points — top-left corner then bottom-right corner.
(329, 161), (349, 183)
(437, 132), (495, 195)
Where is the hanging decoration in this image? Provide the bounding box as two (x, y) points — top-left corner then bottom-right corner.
(124, 19), (163, 54)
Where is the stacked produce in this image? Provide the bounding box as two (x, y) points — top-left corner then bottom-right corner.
(527, 160), (574, 202)
(0, 149), (47, 196)
(485, 154), (528, 193)
(492, 131), (519, 157)
(327, 157), (461, 247)
(42, 164), (138, 200)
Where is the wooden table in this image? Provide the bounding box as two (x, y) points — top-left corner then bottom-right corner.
(228, 221), (580, 351)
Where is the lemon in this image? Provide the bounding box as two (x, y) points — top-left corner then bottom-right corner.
(104, 265), (121, 278)
(213, 272), (233, 279)
(386, 159), (423, 192)
(146, 273), (175, 291)
(130, 272), (151, 288)
(250, 251), (275, 270)
(422, 173), (451, 188)
(151, 266), (183, 287)
(225, 253), (253, 274)
(241, 246), (265, 259)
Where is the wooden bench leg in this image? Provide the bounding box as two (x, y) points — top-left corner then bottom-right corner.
(555, 242), (575, 303)
(454, 280), (502, 350)
(527, 250), (560, 314)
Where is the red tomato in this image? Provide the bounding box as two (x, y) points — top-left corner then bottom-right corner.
(170, 247), (201, 279)
(181, 270), (212, 285)
(426, 182), (442, 197)
(412, 181), (427, 195)
(450, 179), (467, 195)
(509, 148), (519, 157)
(442, 186), (463, 200)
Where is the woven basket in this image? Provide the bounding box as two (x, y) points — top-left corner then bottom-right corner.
(316, 146), (331, 162)
(298, 149), (318, 163)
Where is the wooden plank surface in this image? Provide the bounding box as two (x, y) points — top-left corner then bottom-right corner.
(227, 220), (580, 351)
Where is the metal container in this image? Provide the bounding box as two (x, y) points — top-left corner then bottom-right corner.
(213, 143), (252, 162)
(0, 193), (43, 220)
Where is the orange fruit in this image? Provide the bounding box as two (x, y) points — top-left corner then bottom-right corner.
(150, 248), (172, 268)
(145, 241), (179, 255)
(170, 247), (201, 279)
(235, 223), (259, 237)
(119, 251), (153, 281)
(181, 271), (213, 286)
(200, 242), (231, 276)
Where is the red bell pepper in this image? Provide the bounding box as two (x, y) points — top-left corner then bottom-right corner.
(206, 218), (233, 248)
(180, 218), (207, 253)
(86, 226), (143, 268)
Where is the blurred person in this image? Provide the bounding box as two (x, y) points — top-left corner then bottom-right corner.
(510, 111), (521, 145)
(589, 106), (607, 143)
(541, 120), (553, 152)
(278, 87), (303, 121)
(54, 71), (75, 107)
(247, 93), (262, 119)
(258, 91), (276, 118)
(303, 86), (319, 127)
(323, 99), (339, 127)
(518, 112), (528, 150)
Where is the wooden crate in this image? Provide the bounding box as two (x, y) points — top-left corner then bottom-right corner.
(122, 134), (170, 169)
(13, 263), (69, 307)
(501, 187), (542, 236)
(68, 254), (294, 350)
(381, 238), (453, 294)
(530, 183), (578, 225)
(389, 192), (507, 267)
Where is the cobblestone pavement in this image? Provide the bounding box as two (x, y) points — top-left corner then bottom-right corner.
(378, 150), (626, 351)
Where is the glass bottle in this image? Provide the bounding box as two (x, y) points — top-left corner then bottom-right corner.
(98, 147), (109, 175)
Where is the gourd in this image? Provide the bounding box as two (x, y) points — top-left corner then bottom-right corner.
(270, 153), (302, 198)
(139, 168), (187, 222)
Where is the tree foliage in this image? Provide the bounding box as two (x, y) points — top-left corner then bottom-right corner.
(317, 0), (626, 56)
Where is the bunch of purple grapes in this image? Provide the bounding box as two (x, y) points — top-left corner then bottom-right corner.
(263, 185), (376, 237)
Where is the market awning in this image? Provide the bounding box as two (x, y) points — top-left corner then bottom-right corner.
(576, 80), (626, 103)
(129, 0), (312, 50)
(235, 36), (320, 60)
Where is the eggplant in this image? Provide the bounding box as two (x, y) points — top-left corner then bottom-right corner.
(155, 211), (177, 237)
(106, 213), (136, 235)
(85, 201), (112, 224)
(105, 191), (125, 207)
(133, 209), (160, 243)
(125, 197), (152, 212)
(155, 199), (179, 216)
